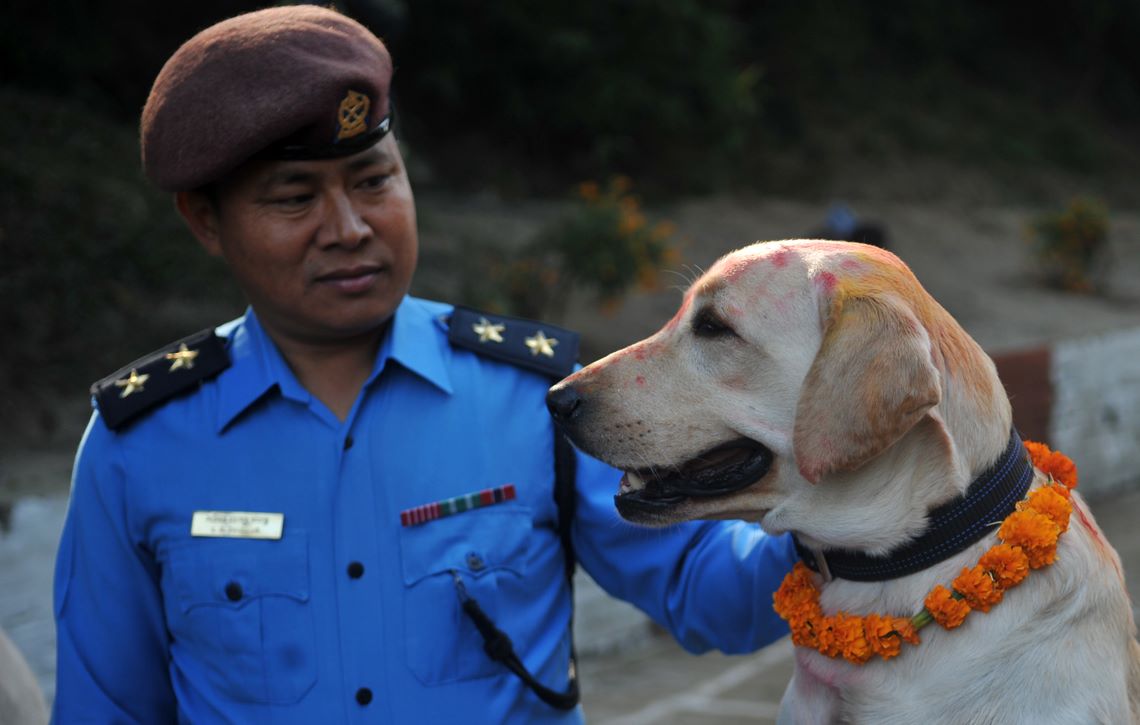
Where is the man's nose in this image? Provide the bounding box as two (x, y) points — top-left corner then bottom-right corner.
(546, 383), (583, 425)
(320, 191), (370, 248)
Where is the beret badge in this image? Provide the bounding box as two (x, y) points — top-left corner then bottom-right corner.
(337, 90), (371, 141)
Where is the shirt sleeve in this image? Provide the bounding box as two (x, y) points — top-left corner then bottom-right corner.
(571, 448), (798, 654)
(52, 414), (177, 723)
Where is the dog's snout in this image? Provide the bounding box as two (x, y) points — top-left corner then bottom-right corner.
(546, 384), (584, 424)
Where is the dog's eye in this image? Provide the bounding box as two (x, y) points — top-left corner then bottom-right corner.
(692, 308), (735, 339)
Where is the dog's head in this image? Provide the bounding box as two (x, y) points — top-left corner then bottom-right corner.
(548, 240), (1009, 551)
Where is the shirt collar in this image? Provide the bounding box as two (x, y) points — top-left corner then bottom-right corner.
(214, 297), (453, 432)
(382, 296), (454, 395)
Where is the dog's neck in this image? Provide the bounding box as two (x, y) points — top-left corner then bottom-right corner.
(792, 428), (1033, 582)
(791, 312), (1019, 579)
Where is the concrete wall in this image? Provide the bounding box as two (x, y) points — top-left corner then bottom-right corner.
(1049, 326), (1140, 497)
(994, 325), (1140, 498)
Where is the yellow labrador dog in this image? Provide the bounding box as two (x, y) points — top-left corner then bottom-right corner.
(548, 240), (1140, 723)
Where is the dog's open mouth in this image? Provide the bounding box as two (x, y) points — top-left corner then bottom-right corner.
(615, 439), (773, 511)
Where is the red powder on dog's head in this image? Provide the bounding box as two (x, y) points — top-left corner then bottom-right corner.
(771, 249), (789, 267)
(720, 257), (759, 282)
(815, 271), (838, 293)
(635, 375), (646, 387)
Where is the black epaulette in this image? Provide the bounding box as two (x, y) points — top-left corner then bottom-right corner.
(447, 306), (580, 379)
(90, 328), (230, 431)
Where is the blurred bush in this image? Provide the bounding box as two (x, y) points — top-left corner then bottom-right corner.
(454, 177), (683, 321)
(0, 88), (238, 398)
(1025, 197), (1111, 293)
(5, 1), (1140, 194)
(388, 0), (757, 193)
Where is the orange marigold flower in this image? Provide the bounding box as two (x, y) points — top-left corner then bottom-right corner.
(1024, 441), (1078, 489)
(998, 509), (1061, 568)
(788, 610), (820, 648)
(1023, 440), (1051, 464)
(1021, 486), (1072, 531)
(774, 563), (818, 618)
(893, 617), (921, 646)
(815, 617), (842, 658)
(924, 585), (971, 629)
(978, 544), (1030, 589)
(952, 565), (1004, 612)
(864, 613), (907, 660)
(832, 613), (873, 664)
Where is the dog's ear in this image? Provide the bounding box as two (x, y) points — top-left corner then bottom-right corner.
(794, 295), (941, 483)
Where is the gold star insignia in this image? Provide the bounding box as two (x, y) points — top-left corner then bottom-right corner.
(164, 343), (199, 372)
(473, 317), (506, 344)
(525, 330), (558, 358)
(114, 369), (150, 398)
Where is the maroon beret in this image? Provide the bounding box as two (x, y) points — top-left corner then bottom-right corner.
(141, 5), (394, 191)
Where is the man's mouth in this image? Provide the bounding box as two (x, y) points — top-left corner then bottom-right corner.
(614, 439), (773, 510)
(316, 264), (383, 293)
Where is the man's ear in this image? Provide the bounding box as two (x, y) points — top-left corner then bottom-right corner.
(793, 295), (941, 484)
(175, 190), (223, 257)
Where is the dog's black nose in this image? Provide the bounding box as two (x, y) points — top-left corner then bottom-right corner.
(546, 384), (583, 423)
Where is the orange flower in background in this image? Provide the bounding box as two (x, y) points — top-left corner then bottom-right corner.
(610, 175), (632, 195)
(952, 565), (1003, 612)
(1024, 441), (1078, 489)
(650, 220), (677, 241)
(576, 181), (600, 202)
(1021, 485), (1071, 531)
(978, 544), (1030, 589)
(998, 509), (1061, 568)
(924, 585), (971, 629)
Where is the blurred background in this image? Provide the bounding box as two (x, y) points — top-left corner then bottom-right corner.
(2, 1), (1139, 722)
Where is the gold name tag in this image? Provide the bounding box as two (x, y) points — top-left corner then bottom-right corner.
(190, 511), (284, 540)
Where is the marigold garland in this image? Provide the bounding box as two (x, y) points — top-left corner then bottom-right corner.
(774, 440), (1077, 664)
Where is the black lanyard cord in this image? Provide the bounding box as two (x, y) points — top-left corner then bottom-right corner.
(452, 571), (580, 710)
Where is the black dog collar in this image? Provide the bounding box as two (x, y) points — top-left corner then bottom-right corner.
(793, 428), (1034, 582)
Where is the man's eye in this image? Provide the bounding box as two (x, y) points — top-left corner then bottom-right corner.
(691, 308), (736, 338)
(359, 174), (390, 189)
(273, 194), (312, 207)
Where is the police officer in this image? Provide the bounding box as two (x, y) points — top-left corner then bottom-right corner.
(52, 6), (797, 722)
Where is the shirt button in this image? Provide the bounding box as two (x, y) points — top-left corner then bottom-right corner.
(347, 561), (365, 579)
(344, 435), (354, 450)
(224, 581), (243, 601)
(465, 552), (485, 571)
(355, 687), (373, 705)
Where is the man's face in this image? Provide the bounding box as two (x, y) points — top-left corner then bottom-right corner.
(188, 135), (417, 346)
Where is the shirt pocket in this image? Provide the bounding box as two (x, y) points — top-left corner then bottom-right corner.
(399, 505), (533, 685)
(163, 532), (317, 704)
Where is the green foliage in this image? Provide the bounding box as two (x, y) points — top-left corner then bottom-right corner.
(454, 177), (682, 321)
(0, 88), (238, 394)
(392, 0), (757, 192)
(1025, 197), (1110, 292)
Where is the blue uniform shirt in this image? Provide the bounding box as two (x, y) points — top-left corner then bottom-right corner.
(53, 296), (797, 723)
